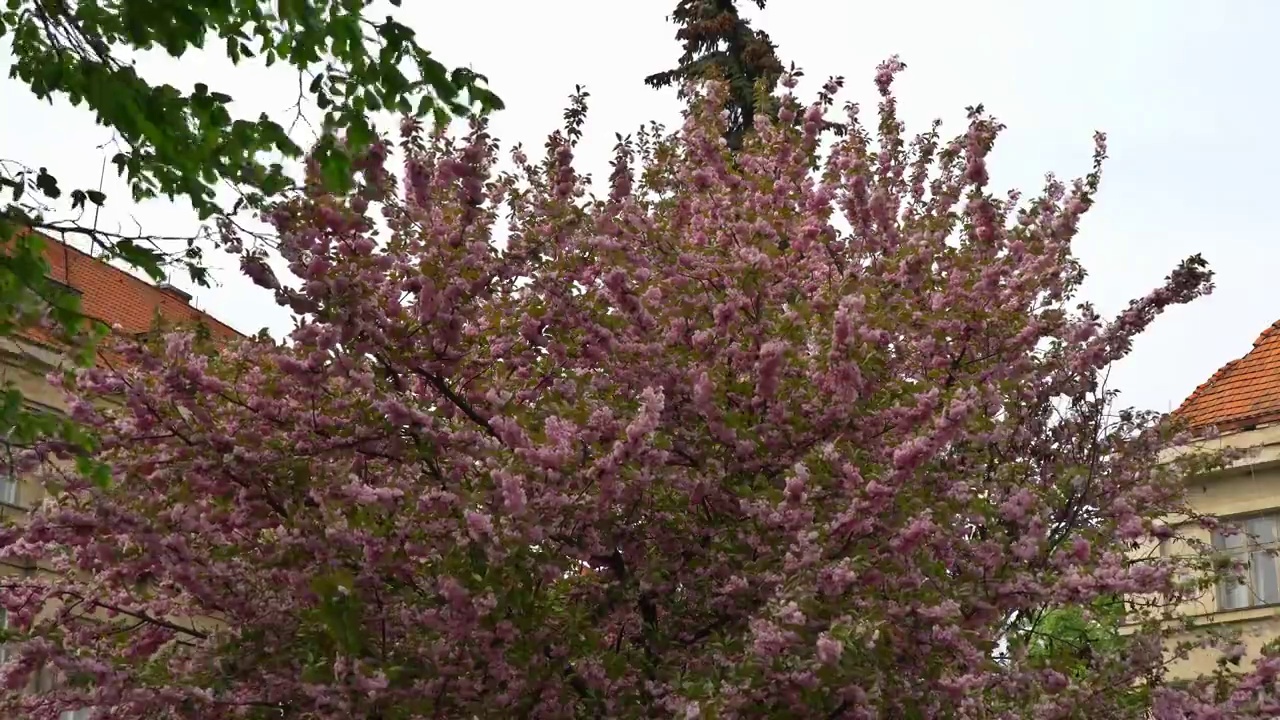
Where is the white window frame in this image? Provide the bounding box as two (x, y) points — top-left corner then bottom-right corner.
(0, 438), (18, 506)
(0, 400), (59, 508)
(1213, 513), (1280, 611)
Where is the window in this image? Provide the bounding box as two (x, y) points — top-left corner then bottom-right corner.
(0, 401), (58, 509)
(0, 439), (17, 506)
(36, 651), (98, 718)
(1213, 514), (1280, 610)
(0, 608), (8, 665)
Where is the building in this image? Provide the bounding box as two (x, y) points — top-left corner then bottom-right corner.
(1159, 318), (1280, 677)
(2, 234), (241, 510)
(0, 234), (242, 713)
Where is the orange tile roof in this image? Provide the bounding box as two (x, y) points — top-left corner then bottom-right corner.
(1175, 319), (1280, 433)
(36, 235), (241, 341)
(4, 232), (244, 364)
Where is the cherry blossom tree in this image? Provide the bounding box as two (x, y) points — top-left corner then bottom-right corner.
(0, 58), (1269, 719)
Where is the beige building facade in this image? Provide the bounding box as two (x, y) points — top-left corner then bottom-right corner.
(1, 235), (241, 716)
(1158, 319), (1280, 678)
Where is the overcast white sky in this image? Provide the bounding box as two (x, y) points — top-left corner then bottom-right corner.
(2, 0), (1277, 414)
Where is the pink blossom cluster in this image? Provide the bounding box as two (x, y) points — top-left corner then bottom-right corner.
(0, 59), (1264, 718)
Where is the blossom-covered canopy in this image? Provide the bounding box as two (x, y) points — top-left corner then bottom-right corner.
(1, 60), (1265, 719)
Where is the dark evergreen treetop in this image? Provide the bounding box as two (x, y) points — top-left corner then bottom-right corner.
(645, 0), (783, 151)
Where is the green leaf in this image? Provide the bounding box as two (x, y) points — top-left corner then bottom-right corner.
(74, 455), (112, 489)
(34, 168), (60, 199)
(2, 0), (504, 356)
(110, 240), (166, 281)
(318, 148), (352, 193)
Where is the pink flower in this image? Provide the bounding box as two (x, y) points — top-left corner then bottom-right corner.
(816, 634), (844, 665)
(466, 511), (494, 540)
(6, 58), (1231, 720)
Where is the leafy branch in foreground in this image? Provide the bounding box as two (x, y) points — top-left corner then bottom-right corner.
(0, 0), (503, 495)
(2, 0), (503, 230)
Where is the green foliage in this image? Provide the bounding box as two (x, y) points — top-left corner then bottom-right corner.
(1010, 595), (1127, 674)
(1, 0), (502, 230)
(0, 0), (502, 497)
(1002, 597), (1158, 718)
(1030, 599), (1123, 658)
(0, 0), (503, 286)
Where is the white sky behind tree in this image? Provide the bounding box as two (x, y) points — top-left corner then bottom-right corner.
(1, 0), (1276, 416)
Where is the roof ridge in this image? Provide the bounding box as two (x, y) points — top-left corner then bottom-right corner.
(34, 232), (244, 339)
(1173, 359), (1236, 417)
(1252, 318), (1280, 347)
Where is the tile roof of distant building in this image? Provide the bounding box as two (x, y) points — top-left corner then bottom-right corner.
(1175, 319), (1280, 433)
